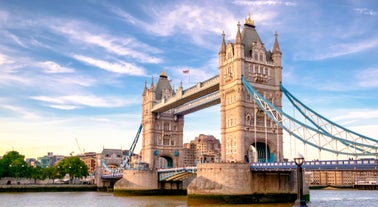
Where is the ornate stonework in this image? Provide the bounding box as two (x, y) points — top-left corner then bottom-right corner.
(218, 17), (283, 163)
(141, 15), (284, 168)
(141, 72), (184, 169)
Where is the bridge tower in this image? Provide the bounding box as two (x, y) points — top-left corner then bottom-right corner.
(219, 15), (283, 163)
(141, 71), (184, 169)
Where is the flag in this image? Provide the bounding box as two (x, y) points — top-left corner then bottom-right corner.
(182, 69), (189, 74)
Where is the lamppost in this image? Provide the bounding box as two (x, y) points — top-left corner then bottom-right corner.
(293, 153), (308, 207)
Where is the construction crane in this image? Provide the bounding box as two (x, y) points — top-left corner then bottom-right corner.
(75, 137), (84, 155)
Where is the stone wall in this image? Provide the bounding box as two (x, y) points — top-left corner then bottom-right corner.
(251, 171), (295, 193)
(187, 162), (299, 203)
(188, 163), (253, 195)
(114, 169), (158, 190)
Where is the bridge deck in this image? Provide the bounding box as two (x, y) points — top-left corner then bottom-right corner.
(152, 76), (219, 113)
(102, 160), (378, 181)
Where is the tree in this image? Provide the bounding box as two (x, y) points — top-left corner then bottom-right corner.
(44, 166), (62, 183)
(56, 157), (89, 183)
(0, 151), (30, 178)
(30, 166), (45, 184)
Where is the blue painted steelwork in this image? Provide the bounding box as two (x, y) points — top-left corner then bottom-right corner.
(281, 84), (378, 151)
(157, 166), (197, 181)
(250, 159), (378, 171)
(155, 159), (377, 180)
(241, 76), (378, 157)
(101, 124), (143, 174)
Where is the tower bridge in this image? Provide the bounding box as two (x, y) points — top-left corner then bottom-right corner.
(108, 14), (378, 203)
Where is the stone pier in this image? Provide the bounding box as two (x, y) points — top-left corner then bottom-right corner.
(113, 169), (186, 195)
(187, 163), (299, 203)
(114, 169), (158, 194)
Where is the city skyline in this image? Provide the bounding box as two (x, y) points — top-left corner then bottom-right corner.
(1, 0), (377, 160)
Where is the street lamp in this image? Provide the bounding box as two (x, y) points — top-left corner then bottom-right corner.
(293, 153), (308, 207)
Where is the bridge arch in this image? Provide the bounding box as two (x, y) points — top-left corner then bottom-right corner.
(253, 142), (271, 163)
(157, 155), (174, 169)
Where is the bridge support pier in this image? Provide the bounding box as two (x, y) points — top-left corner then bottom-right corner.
(113, 169), (187, 195)
(187, 163), (301, 203)
(114, 169), (158, 194)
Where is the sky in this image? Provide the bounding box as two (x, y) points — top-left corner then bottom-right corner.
(0, 0), (377, 160)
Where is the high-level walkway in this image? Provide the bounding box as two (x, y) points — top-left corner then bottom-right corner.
(152, 75), (219, 115)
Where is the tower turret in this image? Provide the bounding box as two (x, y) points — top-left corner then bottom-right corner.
(218, 31), (226, 66)
(272, 32), (282, 86)
(272, 32), (282, 66)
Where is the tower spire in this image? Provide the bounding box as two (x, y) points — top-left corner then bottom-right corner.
(235, 21), (242, 44)
(150, 76), (154, 89)
(219, 31), (226, 54)
(273, 31), (281, 54)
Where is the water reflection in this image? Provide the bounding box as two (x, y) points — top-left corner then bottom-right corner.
(0, 190), (377, 207)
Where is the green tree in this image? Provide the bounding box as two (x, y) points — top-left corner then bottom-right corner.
(0, 151), (30, 178)
(44, 166), (63, 183)
(30, 166), (45, 184)
(56, 157), (89, 183)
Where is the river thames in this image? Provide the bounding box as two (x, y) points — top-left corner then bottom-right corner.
(0, 189), (377, 207)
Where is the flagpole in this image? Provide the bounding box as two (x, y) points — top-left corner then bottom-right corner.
(182, 69), (190, 87)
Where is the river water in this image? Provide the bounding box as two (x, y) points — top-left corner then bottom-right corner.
(0, 190), (377, 207)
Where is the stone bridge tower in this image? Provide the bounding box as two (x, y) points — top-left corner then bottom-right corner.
(141, 71), (184, 169)
(219, 15), (283, 163)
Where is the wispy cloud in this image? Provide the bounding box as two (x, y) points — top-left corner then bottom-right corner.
(354, 8), (378, 16)
(3, 30), (28, 48)
(296, 37), (378, 61)
(38, 61), (75, 73)
(0, 53), (13, 65)
(112, 3), (237, 46)
(31, 94), (135, 109)
(49, 20), (162, 64)
(357, 67), (378, 88)
(72, 54), (146, 76)
(1, 105), (41, 119)
(233, 0), (296, 7)
(333, 109), (378, 124)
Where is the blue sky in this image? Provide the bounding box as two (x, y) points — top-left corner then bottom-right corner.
(0, 0), (377, 160)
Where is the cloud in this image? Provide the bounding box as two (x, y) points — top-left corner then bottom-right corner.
(3, 30), (28, 48)
(49, 20), (162, 64)
(31, 94), (134, 109)
(38, 61), (75, 73)
(72, 54), (146, 76)
(354, 8), (378, 16)
(296, 37), (378, 61)
(332, 109), (378, 126)
(357, 67), (378, 88)
(0, 53), (13, 65)
(1, 105), (41, 119)
(0, 53), (96, 89)
(233, 0), (296, 7)
(112, 3), (237, 46)
(0, 10), (8, 24)
(0, 71), (32, 86)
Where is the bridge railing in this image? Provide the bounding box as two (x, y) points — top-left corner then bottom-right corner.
(101, 173), (123, 179)
(174, 92), (219, 114)
(181, 75), (219, 96)
(157, 166), (197, 181)
(250, 159), (378, 171)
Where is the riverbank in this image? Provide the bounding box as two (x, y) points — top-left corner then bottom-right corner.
(0, 184), (97, 192)
(310, 185), (378, 190)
